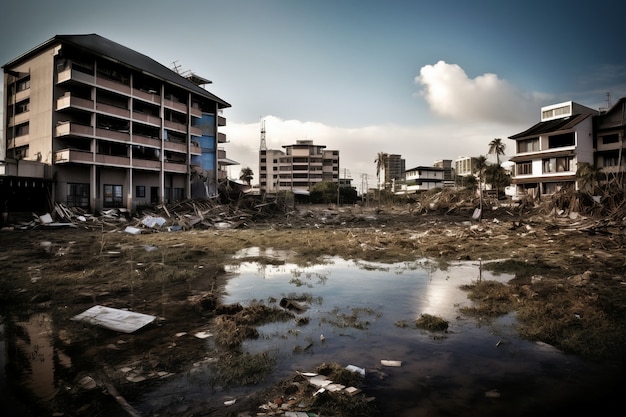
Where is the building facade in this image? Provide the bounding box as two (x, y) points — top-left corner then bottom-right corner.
(508, 101), (598, 198)
(259, 140), (339, 194)
(594, 97), (626, 179)
(376, 153), (405, 191)
(400, 166), (444, 193)
(2, 34), (231, 212)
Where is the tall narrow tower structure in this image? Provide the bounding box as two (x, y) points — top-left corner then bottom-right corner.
(260, 119), (267, 151)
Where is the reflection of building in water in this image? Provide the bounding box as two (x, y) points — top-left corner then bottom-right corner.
(5, 313), (71, 404)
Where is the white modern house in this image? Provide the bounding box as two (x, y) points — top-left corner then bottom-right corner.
(508, 101), (598, 198)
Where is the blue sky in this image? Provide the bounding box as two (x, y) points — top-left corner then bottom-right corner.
(1, 0), (625, 186)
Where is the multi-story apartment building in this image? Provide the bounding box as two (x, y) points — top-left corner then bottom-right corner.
(1, 34), (231, 212)
(259, 139), (339, 194)
(454, 156), (475, 178)
(594, 97), (626, 178)
(376, 153), (405, 191)
(508, 101), (598, 198)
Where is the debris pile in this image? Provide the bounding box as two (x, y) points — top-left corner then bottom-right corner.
(13, 197), (288, 231)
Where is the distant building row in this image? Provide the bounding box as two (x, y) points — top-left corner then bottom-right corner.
(374, 98), (626, 197)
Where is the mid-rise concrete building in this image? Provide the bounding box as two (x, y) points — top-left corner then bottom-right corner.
(259, 139), (339, 194)
(1, 34), (231, 212)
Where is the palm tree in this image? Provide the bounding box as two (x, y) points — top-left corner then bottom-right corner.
(374, 152), (387, 189)
(239, 167), (254, 185)
(488, 138), (506, 166)
(576, 162), (604, 193)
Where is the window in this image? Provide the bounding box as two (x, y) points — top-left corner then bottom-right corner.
(602, 134), (619, 145)
(548, 133), (575, 148)
(516, 162), (532, 175)
(67, 183), (89, 208)
(103, 184), (123, 207)
(15, 99), (29, 114)
(602, 152), (619, 167)
(17, 77), (30, 92)
(543, 157), (574, 173)
(136, 185), (146, 198)
(517, 138), (539, 153)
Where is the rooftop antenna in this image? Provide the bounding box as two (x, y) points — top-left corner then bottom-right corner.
(260, 118), (267, 151)
(606, 92), (612, 108)
(171, 60), (182, 74)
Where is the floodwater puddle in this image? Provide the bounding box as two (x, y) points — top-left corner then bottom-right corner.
(0, 251), (620, 416)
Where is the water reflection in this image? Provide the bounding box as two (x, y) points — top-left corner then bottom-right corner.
(1, 253), (620, 416)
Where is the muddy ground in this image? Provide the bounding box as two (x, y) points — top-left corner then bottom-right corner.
(0, 201), (625, 416)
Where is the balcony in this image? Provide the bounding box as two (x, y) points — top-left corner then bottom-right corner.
(190, 141), (201, 155)
(132, 158), (160, 170)
(96, 76), (131, 95)
(56, 94), (94, 112)
(56, 122), (93, 138)
(164, 162), (187, 173)
(54, 148), (94, 164)
(7, 112), (29, 127)
(164, 120), (186, 133)
(96, 102), (130, 119)
(190, 126), (202, 137)
(163, 98), (187, 113)
(95, 127), (130, 142)
(132, 135), (161, 147)
(95, 154), (130, 167)
(190, 106), (202, 118)
(132, 111), (161, 126)
(57, 68), (95, 85)
(164, 141), (187, 153)
(218, 132), (227, 143)
(132, 88), (161, 104)
(218, 115), (226, 126)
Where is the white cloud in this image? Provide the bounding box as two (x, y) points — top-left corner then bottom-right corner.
(415, 60), (546, 124)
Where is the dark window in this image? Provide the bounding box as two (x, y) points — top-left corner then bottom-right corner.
(136, 185), (146, 198)
(67, 183), (89, 208)
(103, 184), (123, 207)
(602, 134), (619, 144)
(548, 132), (575, 148)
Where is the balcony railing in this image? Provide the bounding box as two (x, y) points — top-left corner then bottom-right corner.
(56, 122), (93, 138)
(132, 88), (161, 104)
(56, 94), (94, 111)
(190, 126), (202, 137)
(164, 141), (187, 153)
(132, 135), (161, 147)
(96, 102), (131, 119)
(218, 132), (227, 143)
(95, 154), (131, 166)
(163, 98), (187, 113)
(57, 68), (95, 85)
(164, 162), (187, 173)
(54, 148), (94, 164)
(218, 115), (226, 126)
(96, 76), (131, 95)
(190, 106), (202, 118)
(132, 158), (161, 170)
(95, 127), (130, 142)
(132, 112), (161, 126)
(164, 120), (186, 133)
